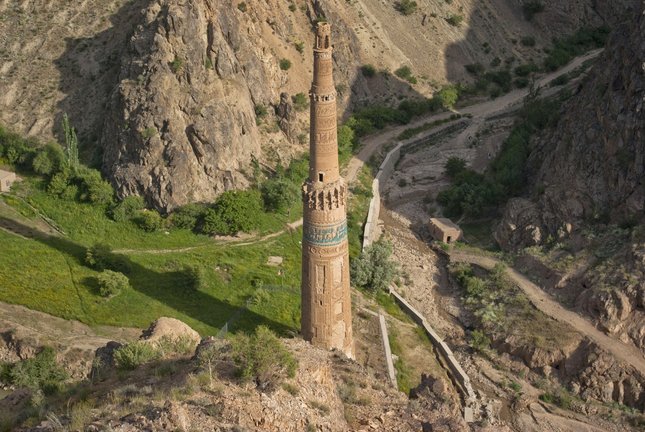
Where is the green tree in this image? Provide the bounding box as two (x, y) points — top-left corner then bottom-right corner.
(261, 179), (297, 213)
(350, 239), (399, 292)
(32, 144), (64, 176)
(437, 86), (459, 109)
(62, 113), (79, 169)
(444, 157), (467, 179)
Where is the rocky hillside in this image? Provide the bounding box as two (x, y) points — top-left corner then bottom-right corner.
(495, 3), (645, 357)
(0, 0), (635, 210)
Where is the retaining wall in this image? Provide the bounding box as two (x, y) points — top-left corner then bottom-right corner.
(378, 312), (398, 388)
(389, 285), (476, 418)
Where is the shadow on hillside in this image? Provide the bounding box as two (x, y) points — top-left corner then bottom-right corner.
(0, 216), (291, 336)
(53, 0), (154, 167)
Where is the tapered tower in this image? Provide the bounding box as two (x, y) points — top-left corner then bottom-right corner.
(301, 22), (354, 358)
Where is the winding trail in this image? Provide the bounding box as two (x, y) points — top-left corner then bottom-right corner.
(450, 251), (645, 374)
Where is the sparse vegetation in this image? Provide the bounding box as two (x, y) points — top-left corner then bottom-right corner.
(291, 92), (309, 111)
(230, 325), (297, 391)
(446, 14), (464, 27)
(394, 65), (417, 84)
(438, 96), (561, 217)
(113, 341), (162, 370)
(361, 64), (376, 78)
(395, 0), (417, 15)
(0, 346), (67, 395)
(522, 1), (545, 21)
(279, 58), (292, 71)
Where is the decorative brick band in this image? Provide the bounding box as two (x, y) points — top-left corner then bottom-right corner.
(303, 220), (348, 246)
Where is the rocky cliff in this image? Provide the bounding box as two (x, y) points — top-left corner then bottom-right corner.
(1, 0), (635, 210)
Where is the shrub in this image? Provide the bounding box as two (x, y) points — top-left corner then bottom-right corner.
(294, 41), (304, 53)
(254, 104), (268, 119)
(170, 203), (207, 230)
(237, 2), (247, 12)
(2, 347), (67, 395)
(522, 1), (545, 21)
(62, 113), (79, 169)
(279, 58), (292, 71)
(97, 270), (130, 297)
(543, 26), (609, 71)
(394, 65), (416, 84)
(109, 195), (146, 222)
(261, 179), (297, 212)
(550, 73), (570, 87)
(350, 239), (399, 292)
(292, 92), (308, 111)
(514, 77), (530, 88)
(113, 341), (161, 370)
(446, 14), (464, 26)
(520, 36), (536, 47)
(469, 330), (491, 352)
(395, 0), (417, 15)
(231, 326), (297, 390)
(361, 64), (376, 77)
(169, 56), (184, 74)
(514, 63), (539, 77)
(200, 190), (263, 235)
(465, 63), (485, 76)
(134, 209), (164, 232)
(85, 243), (132, 274)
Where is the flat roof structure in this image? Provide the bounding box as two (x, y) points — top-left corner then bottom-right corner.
(428, 218), (462, 243)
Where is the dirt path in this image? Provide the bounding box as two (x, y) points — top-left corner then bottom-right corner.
(450, 251), (645, 374)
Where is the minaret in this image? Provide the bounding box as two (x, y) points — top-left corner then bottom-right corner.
(301, 22), (354, 358)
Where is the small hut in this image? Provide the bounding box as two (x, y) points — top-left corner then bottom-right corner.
(0, 169), (16, 193)
(428, 218), (462, 243)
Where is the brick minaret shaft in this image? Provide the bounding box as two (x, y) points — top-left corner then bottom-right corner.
(301, 22), (354, 358)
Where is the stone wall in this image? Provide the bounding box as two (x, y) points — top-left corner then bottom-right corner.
(389, 285), (476, 422)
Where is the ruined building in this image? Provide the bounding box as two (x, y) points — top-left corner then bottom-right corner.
(301, 22), (354, 358)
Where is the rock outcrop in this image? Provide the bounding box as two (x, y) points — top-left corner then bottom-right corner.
(496, 4), (644, 249)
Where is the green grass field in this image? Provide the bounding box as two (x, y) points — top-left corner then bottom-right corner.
(0, 176), (311, 336)
(0, 168), (370, 336)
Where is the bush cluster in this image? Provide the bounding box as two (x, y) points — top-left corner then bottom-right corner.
(231, 325), (297, 391)
(97, 270), (130, 297)
(395, 0), (417, 15)
(0, 347), (67, 395)
(113, 341), (162, 370)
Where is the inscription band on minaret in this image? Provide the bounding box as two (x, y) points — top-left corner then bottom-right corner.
(301, 22), (354, 358)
